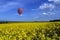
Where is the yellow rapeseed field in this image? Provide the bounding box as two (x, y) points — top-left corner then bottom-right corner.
(0, 22), (60, 40)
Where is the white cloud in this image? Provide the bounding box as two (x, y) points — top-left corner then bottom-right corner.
(19, 14), (23, 16)
(33, 16), (39, 19)
(0, 2), (19, 12)
(32, 9), (36, 10)
(14, 13), (23, 16)
(48, 0), (60, 5)
(32, 8), (39, 11)
(32, 16), (40, 21)
(32, 3), (55, 11)
(40, 3), (55, 10)
(48, 12), (55, 15)
(48, 0), (60, 3)
(42, 12), (55, 15)
(42, 13), (47, 15)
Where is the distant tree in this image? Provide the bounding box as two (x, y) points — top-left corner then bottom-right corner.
(50, 19), (60, 22)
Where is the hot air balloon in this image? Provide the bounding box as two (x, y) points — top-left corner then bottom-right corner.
(18, 8), (23, 15)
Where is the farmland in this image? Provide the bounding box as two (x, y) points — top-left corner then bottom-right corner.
(0, 22), (60, 40)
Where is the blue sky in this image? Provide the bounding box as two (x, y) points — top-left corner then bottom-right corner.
(0, 0), (60, 21)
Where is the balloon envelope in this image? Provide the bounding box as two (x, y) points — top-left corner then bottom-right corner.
(18, 8), (23, 15)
